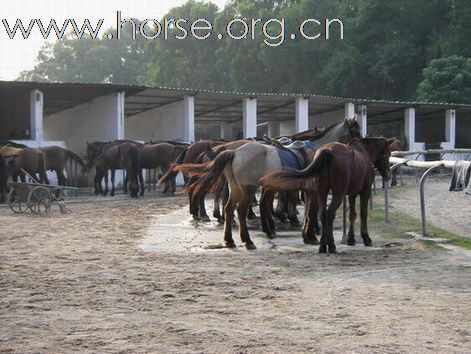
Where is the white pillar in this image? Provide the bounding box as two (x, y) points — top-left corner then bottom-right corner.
(404, 108), (416, 151)
(116, 92), (125, 140)
(220, 122), (233, 140)
(441, 109), (456, 159)
(243, 97), (257, 138)
(444, 109), (456, 147)
(344, 102), (355, 120)
(268, 121), (280, 138)
(359, 104), (368, 137)
(183, 94), (195, 142)
(295, 97), (309, 132)
(30, 89), (43, 146)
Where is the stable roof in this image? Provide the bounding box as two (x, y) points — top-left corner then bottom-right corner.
(1, 80), (470, 123)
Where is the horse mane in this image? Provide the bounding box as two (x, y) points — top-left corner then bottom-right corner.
(301, 118), (359, 142)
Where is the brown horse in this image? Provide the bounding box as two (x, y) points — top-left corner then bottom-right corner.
(175, 118), (361, 250)
(39, 146), (86, 185)
(260, 137), (394, 253)
(140, 142), (187, 196)
(388, 137), (406, 187)
(1, 146), (49, 184)
(87, 141), (141, 198)
(158, 140), (225, 219)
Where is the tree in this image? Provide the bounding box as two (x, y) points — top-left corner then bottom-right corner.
(19, 26), (147, 84)
(416, 55), (471, 104)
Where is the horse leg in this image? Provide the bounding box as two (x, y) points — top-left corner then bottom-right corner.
(287, 191), (301, 227)
(359, 189), (373, 246)
(110, 170), (116, 196)
(189, 191), (200, 220)
(347, 195), (357, 246)
(223, 185), (240, 248)
(323, 194), (343, 254)
(260, 188), (276, 238)
(274, 191), (288, 223)
(391, 169), (398, 187)
(302, 191), (319, 245)
(94, 170), (100, 194)
(123, 171), (128, 194)
(213, 194), (222, 223)
(138, 168), (145, 196)
(318, 188), (329, 254)
(57, 170), (67, 186)
(103, 171), (109, 196)
(247, 204), (257, 220)
(198, 191), (211, 222)
(237, 185), (258, 250)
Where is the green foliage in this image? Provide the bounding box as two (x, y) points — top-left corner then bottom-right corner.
(19, 0), (471, 103)
(417, 56), (471, 103)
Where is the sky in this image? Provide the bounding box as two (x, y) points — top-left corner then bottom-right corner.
(0, 0), (228, 81)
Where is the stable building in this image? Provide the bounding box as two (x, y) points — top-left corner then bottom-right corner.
(1, 80), (470, 164)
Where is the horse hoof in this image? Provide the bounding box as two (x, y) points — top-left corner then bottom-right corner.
(267, 232), (276, 239)
(307, 240), (319, 246)
(319, 246), (327, 254)
(364, 241), (373, 247)
(347, 240), (355, 246)
(201, 216), (211, 223)
(225, 241), (237, 248)
(245, 242), (257, 250)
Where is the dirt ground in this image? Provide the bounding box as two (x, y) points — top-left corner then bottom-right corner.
(1, 182), (471, 353)
(386, 175), (471, 237)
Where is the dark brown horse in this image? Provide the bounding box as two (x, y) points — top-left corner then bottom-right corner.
(260, 137), (394, 253)
(87, 141), (141, 198)
(158, 140), (225, 219)
(39, 146), (86, 185)
(140, 142), (187, 196)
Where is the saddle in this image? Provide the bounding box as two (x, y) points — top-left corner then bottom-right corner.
(262, 135), (309, 169)
(0, 145), (24, 157)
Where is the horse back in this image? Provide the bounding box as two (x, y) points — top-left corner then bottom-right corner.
(39, 146), (68, 170)
(232, 143), (282, 186)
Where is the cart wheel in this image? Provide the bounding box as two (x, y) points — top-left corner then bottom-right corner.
(27, 186), (52, 215)
(8, 189), (26, 213)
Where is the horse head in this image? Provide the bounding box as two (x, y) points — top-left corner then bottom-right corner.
(343, 115), (362, 142)
(366, 137), (394, 181)
(86, 141), (105, 168)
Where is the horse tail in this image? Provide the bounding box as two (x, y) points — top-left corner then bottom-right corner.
(65, 149), (87, 170)
(260, 149), (333, 191)
(179, 150), (235, 197)
(156, 147), (188, 186)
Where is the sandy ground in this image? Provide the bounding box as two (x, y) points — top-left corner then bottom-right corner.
(1, 184), (471, 353)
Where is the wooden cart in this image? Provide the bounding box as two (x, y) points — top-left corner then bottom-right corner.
(8, 182), (77, 215)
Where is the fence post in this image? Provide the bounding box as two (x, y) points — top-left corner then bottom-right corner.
(419, 164), (443, 236)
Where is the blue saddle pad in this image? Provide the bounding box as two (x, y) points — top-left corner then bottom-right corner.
(277, 148), (304, 170)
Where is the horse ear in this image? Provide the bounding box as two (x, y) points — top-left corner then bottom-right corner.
(386, 138), (396, 146)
